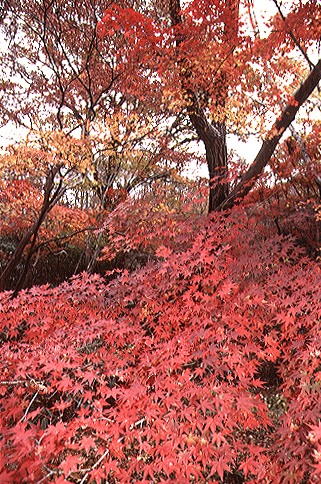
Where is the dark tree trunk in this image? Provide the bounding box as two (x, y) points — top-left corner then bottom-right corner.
(0, 166), (64, 293)
(169, 0), (238, 212)
(217, 59), (321, 210)
(207, 124), (229, 212)
(187, 103), (228, 211)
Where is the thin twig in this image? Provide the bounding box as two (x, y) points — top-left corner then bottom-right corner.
(20, 391), (39, 422)
(272, 0), (315, 70)
(0, 380), (24, 385)
(79, 449), (109, 484)
(31, 226), (99, 253)
(36, 471), (55, 484)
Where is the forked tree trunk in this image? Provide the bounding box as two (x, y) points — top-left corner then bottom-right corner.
(169, 0), (321, 213)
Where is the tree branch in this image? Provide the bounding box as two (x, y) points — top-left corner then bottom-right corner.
(218, 59), (321, 211)
(272, 0), (315, 70)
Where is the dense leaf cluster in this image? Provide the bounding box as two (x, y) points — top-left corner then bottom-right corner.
(0, 0), (321, 482)
(1, 202), (321, 483)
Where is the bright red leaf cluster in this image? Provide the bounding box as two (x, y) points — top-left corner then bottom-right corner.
(1, 196), (321, 483)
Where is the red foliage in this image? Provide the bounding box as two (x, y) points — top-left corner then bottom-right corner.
(0, 178), (96, 253)
(1, 196), (321, 483)
(1, 1), (321, 479)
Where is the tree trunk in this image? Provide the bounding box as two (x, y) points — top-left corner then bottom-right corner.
(217, 59), (321, 210)
(0, 166), (64, 292)
(187, 101), (228, 211)
(169, 0), (239, 211)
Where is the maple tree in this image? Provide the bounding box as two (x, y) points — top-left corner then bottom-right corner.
(0, 131), (97, 293)
(0, 0), (184, 191)
(1, 0), (321, 483)
(0, 0), (187, 291)
(97, 0), (321, 211)
(0, 125), (191, 291)
(0, 176), (98, 289)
